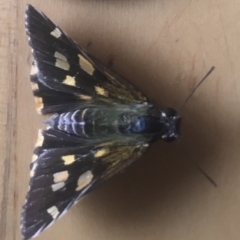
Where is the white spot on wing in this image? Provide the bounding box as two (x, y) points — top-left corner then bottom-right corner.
(51, 182), (65, 192)
(47, 206), (59, 219)
(78, 54), (94, 75)
(95, 86), (108, 96)
(54, 51), (67, 61)
(30, 65), (38, 75)
(55, 59), (70, 71)
(75, 180), (94, 202)
(76, 171), (93, 191)
(31, 154), (38, 163)
(50, 27), (62, 38)
(53, 171), (69, 183)
(34, 97), (43, 114)
(31, 83), (38, 91)
(62, 155), (75, 165)
(78, 94), (92, 100)
(63, 75), (76, 86)
(35, 130), (44, 147)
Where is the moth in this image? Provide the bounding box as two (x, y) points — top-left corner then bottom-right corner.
(22, 4), (214, 240)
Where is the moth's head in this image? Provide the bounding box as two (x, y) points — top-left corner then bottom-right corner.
(159, 108), (181, 142)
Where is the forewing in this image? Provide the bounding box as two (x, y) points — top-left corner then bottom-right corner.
(25, 5), (149, 114)
(21, 128), (150, 240)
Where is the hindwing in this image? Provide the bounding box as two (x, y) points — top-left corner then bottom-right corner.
(21, 128), (150, 239)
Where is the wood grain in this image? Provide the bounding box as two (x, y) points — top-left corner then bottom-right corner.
(1, 0), (240, 239)
(0, 1), (18, 240)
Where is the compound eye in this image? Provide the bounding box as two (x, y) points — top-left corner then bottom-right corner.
(160, 108), (178, 118)
(161, 111), (167, 118)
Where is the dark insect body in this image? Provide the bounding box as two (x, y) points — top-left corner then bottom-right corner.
(22, 5), (181, 240)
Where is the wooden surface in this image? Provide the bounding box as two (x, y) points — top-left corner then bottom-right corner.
(1, 0), (240, 239)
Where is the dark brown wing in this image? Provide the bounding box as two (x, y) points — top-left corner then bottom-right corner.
(25, 5), (149, 115)
(21, 128), (150, 240)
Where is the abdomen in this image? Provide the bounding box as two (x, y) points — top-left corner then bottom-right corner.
(46, 106), (162, 138)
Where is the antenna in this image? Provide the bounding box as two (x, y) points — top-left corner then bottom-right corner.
(195, 164), (217, 187)
(176, 66), (217, 187)
(179, 66), (215, 115)
(177, 143), (217, 187)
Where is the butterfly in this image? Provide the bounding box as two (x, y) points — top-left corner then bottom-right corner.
(21, 4), (183, 240)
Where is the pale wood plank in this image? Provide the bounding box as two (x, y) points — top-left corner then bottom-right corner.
(0, 1), (18, 240)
